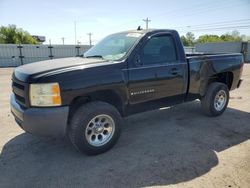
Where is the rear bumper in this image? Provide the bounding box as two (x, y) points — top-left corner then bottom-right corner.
(10, 94), (69, 137)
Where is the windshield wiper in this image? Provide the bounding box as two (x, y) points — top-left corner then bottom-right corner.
(85, 55), (103, 59)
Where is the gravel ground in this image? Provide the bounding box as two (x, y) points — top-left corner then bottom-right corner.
(0, 65), (250, 188)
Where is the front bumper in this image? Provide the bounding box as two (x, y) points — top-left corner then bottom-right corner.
(10, 94), (69, 137)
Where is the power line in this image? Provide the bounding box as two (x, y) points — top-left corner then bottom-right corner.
(113, 1), (214, 29)
(173, 19), (250, 29)
(67, 1), (248, 44)
(151, 1), (220, 19)
(107, 0), (248, 31)
(179, 25), (250, 32)
(151, 0), (246, 22)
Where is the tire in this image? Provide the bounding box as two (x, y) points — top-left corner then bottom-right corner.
(201, 82), (229, 117)
(68, 101), (122, 155)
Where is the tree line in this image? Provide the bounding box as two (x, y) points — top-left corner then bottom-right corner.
(1, 24), (250, 45)
(181, 30), (250, 46)
(0, 25), (38, 44)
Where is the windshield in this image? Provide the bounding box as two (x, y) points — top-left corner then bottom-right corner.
(84, 32), (142, 61)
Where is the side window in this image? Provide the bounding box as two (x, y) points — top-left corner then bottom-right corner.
(140, 35), (177, 65)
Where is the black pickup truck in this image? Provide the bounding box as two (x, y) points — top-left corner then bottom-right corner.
(11, 29), (244, 155)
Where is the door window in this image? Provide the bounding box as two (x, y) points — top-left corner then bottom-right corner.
(141, 35), (177, 65)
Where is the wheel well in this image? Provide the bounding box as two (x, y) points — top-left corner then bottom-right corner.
(209, 72), (234, 90)
(68, 90), (125, 121)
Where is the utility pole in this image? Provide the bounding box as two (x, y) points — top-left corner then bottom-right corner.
(74, 21), (77, 45)
(61, 37), (65, 45)
(143, 17), (151, 30)
(87, 33), (93, 46)
(142, 17), (151, 30)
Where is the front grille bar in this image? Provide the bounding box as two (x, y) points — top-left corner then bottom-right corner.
(12, 76), (29, 108)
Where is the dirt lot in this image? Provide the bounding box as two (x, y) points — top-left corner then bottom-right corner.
(0, 65), (250, 188)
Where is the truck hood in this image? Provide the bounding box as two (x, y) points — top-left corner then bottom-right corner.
(14, 57), (107, 82)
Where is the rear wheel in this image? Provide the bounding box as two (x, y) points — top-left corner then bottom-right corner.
(201, 82), (229, 116)
(68, 101), (122, 155)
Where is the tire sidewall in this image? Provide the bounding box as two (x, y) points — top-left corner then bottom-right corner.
(71, 103), (122, 155)
(209, 84), (229, 116)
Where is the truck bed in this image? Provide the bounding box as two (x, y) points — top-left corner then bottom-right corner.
(185, 53), (243, 101)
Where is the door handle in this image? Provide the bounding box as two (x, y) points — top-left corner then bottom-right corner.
(170, 68), (179, 75)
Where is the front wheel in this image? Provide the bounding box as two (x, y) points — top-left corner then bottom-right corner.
(201, 82), (229, 116)
(68, 101), (122, 155)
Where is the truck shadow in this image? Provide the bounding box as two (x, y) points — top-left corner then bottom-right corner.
(0, 101), (250, 188)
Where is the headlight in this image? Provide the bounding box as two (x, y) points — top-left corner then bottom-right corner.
(29, 83), (61, 107)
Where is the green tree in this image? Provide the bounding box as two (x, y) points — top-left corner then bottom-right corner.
(197, 34), (222, 43)
(0, 25), (38, 44)
(196, 30), (244, 44)
(220, 30), (242, 42)
(231, 30), (240, 38)
(186, 32), (195, 46)
(181, 35), (189, 46)
(181, 32), (195, 46)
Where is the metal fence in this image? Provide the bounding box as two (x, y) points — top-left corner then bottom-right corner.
(195, 42), (250, 63)
(0, 44), (91, 67)
(184, 47), (196, 53)
(1, 43), (248, 67)
(0, 44), (196, 67)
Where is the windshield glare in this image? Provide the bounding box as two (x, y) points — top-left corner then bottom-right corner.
(84, 32), (142, 61)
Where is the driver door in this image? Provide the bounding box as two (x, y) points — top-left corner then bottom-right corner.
(128, 33), (187, 105)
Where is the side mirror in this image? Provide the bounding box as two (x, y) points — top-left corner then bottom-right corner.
(135, 54), (142, 66)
